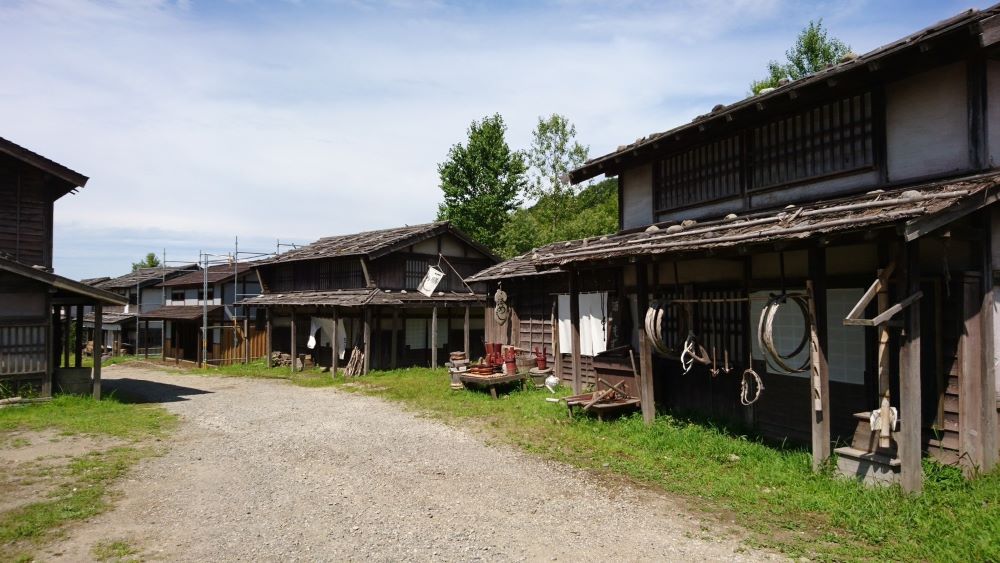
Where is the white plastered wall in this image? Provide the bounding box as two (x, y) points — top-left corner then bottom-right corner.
(621, 164), (653, 229)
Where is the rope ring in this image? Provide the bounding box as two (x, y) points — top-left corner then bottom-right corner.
(757, 294), (811, 374)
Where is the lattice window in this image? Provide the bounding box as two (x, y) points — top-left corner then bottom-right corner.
(331, 260), (363, 289)
(0, 323), (47, 376)
(405, 259), (430, 290)
(751, 92), (873, 189)
(655, 136), (741, 212)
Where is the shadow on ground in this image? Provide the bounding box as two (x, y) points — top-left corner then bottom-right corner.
(104, 378), (213, 404)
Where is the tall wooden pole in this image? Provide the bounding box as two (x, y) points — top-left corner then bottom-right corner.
(62, 305), (71, 368)
(982, 208), (1000, 473)
(463, 306), (470, 355)
(93, 304), (103, 400)
(290, 310), (297, 373)
(331, 307), (339, 376)
(569, 268), (582, 394)
(635, 262), (655, 424)
(808, 248), (831, 471)
(899, 239), (923, 493)
(265, 308), (273, 368)
(74, 306), (83, 368)
(430, 306), (438, 368)
(390, 309), (399, 370)
(363, 307), (371, 375)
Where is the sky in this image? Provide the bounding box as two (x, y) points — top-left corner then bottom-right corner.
(0, 0), (990, 279)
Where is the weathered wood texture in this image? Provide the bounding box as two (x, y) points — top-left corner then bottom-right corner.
(0, 155), (54, 268)
(899, 240), (922, 493)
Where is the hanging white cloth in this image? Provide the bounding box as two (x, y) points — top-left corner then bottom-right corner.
(307, 317), (346, 359)
(557, 292), (608, 356)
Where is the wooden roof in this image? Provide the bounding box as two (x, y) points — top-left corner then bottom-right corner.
(0, 255), (127, 305)
(240, 288), (485, 308)
(0, 136), (89, 196)
(571, 4), (1000, 183)
(263, 221), (498, 265)
(474, 171), (1000, 277)
(141, 305), (225, 321)
(158, 262), (255, 288)
(95, 264), (197, 290)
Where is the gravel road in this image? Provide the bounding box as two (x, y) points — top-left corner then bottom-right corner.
(44, 365), (779, 562)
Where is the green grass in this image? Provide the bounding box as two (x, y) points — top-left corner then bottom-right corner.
(316, 367), (1000, 562)
(0, 395), (176, 559)
(91, 538), (139, 561)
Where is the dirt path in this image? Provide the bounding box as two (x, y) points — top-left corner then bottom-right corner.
(42, 365), (780, 562)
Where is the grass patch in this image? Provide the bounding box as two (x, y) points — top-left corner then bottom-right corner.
(315, 367), (1000, 562)
(92, 538), (139, 561)
(0, 395), (175, 559)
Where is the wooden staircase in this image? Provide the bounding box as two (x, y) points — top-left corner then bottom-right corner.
(835, 412), (901, 485)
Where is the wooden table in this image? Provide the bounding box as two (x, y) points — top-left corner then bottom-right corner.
(458, 372), (526, 398)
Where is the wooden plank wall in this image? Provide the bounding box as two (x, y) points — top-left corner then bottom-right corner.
(0, 322), (47, 376)
(210, 326), (268, 365)
(0, 158), (52, 268)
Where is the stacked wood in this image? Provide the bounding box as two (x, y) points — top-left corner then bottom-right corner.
(270, 352), (303, 371)
(583, 379), (630, 411)
(343, 346), (365, 377)
(0, 396), (52, 409)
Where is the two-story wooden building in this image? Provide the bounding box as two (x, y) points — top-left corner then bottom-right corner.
(143, 262), (263, 365)
(470, 6), (1000, 491)
(242, 222), (497, 373)
(0, 136), (126, 398)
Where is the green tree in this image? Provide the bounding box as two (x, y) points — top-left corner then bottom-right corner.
(750, 20), (851, 95)
(131, 252), (161, 271)
(525, 114), (590, 235)
(436, 114), (526, 251)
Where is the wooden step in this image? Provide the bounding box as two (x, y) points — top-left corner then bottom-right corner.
(835, 446), (901, 486)
(850, 412), (898, 457)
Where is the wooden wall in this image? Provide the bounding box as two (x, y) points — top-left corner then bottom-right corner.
(0, 154), (54, 269)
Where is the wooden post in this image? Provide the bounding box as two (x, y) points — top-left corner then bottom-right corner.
(243, 317), (250, 364)
(363, 307), (371, 374)
(62, 305), (71, 368)
(390, 309), (399, 370)
(982, 207), (1000, 473)
(196, 328), (203, 368)
(331, 307), (339, 376)
(431, 306), (438, 368)
(963, 274), (985, 474)
(807, 249), (831, 471)
(899, 239), (923, 493)
(74, 306), (83, 368)
(265, 308), (273, 368)
(553, 299), (562, 380)
(93, 304), (103, 400)
(144, 319), (150, 360)
(290, 310), (297, 373)
(635, 262), (655, 424)
(463, 306), (470, 355)
(569, 268), (582, 394)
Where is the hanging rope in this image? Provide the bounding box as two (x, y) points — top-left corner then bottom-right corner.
(644, 301), (678, 358)
(494, 283), (509, 326)
(740, 366), (764, 405)
(757, 293), (811, 374)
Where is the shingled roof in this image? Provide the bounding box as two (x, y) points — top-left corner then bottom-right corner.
(571, 4), (1000, 183)
(240, 288), (485, 308)
(264, 221), (497, 265)
(0, 136), (89, 196)
(158, 262), (255, 288)
(95, 264), (197, 290)
(472, 171), (1000, 278)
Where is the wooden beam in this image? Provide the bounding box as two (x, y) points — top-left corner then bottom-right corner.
(62, 305), (71, 368)
(463, 306), (470, 356)
(569, 268), (582, 394)
(290, 310), (297, 374)
(979, 14), (1000, 48)
(363, 307), (371, 374)
(144, 319), (150, 360)
(74, 305), (83, 368)
(243, 317), (249, 364)
(899, 239), (923, 493)
(359, 257), (373, 288)
(331, 307), (339, 376)
(808, 249), (831, 471)
(265, 308), (273, 368)
(430, 306), (438, 368)
(93, 304), (102, 400)
(635, 262), (655, 424)
(390, 308), (398, 370)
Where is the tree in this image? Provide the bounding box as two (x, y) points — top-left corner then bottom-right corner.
(525, 114), (590, 235)
(436, 114), (526, 250)
(750, 20), (851, 95)
(131, 252), (161, 271)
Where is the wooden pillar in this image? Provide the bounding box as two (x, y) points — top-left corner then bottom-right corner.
(981, 207), (1000, 473)
(62, 306), (71, 368)
(553, 299), (562, 380)
(899, 239), (923, 493)
(196, 328), (203, 368)
(463, 306), (470, 355)
(569, 268), (582, 394)
(431, 306), (438, 368)
(806, 248), (831, 470)
(331, 307), (339, 376)
(265, 308), (273, 368)
(243, 317), (250, 364)
(635, 262), (655, 424)
(390, 309), (399, 370)
(363, 307), (371, 375)
(144, 319), (150, 360)
(963, 274), (986, 474)
(74, 306), (83, 368)
(290, 310), (297, 373)
(93, 304), (103, 400)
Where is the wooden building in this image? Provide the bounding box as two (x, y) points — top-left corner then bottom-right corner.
(144, 262), (265, 365)
(469, 7), (1000, 491)
(242, 221), (497, 373)
(0, 137), (126, 398)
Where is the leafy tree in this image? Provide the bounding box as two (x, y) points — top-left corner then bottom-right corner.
(525, 114), (590, 234)
(750, 20), (850, 95)
(131, 252), (161, 271)
(436, 114), (526, 250)
(499, 178), (618, 258)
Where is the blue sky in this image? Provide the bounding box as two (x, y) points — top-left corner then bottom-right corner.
(0, 0), (989, 279)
